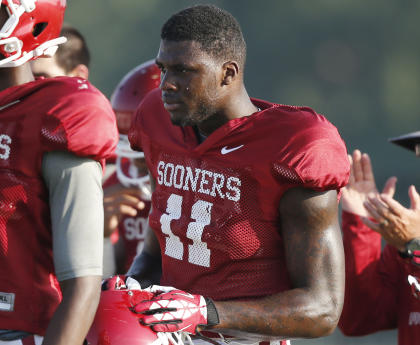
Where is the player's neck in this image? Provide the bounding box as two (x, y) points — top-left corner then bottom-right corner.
(226, 84), (258, 117)
(0, 63), (35, 92)
(195, 86), (258, 137)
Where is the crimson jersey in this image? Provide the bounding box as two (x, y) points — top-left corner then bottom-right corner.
(0, 77), (118, 335)
(339, 211), (420, 345)
(129, 88), (349, 300)
(103, 165), (151, 272)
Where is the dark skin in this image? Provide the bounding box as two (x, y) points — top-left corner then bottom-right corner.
(130, 39), (345, 339)
(0, 9), (101, 344)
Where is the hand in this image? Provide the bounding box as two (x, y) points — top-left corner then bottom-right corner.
(103, 183), (145, 237)
(101, 274), (142, 291)
(133, 288), (219, 334)
(341, 150), (396, 216)
(363, 185), (420, 251)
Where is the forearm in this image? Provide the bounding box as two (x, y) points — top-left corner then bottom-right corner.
(127, 222), (161, 286)
(43, 276), (101, 345)
(213, 287), (340, 339)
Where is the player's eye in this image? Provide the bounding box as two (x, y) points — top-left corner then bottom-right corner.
(175, 66), (188, 73)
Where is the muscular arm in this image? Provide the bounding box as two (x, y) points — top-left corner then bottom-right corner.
(41, 151), (103, 345)
(212, 188), (344, 339)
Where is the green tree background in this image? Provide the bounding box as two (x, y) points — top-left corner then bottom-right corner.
(65, 1), (420, 343)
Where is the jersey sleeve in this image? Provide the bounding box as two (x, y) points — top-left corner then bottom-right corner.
(42, 78), (118, 162)
(338, 210), (399, 335)
(273, 110), (350, 191)
(42, 151), (104, 281)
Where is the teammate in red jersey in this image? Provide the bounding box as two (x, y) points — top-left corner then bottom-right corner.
(103, 60), (160, 273)
(0, 1), (118, 345)
(125, 4), (350, 344)
(28, 23), (119, 278)
(339, 134), (420, 345)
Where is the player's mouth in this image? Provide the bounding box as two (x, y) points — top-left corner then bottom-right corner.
(162, 95), (183, 111)
(163, 102), (182, 111)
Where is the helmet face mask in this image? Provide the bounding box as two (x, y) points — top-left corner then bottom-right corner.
(111, 60), (160, 197)
(0, 0), (67, 68)
(116, 135), (152, 200)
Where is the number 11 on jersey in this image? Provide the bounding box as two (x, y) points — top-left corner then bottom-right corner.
(160, 193), (213, 267)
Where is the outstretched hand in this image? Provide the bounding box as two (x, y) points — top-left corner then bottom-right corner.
(341, 150), (396, 217)
(363, 185), (420, 251)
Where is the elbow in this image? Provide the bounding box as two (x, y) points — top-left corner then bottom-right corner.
(304, 299), (342, 338)
(311, 313), (340, 338)
(316, 316), (339, 337)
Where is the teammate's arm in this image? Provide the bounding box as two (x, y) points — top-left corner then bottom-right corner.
(211, 187), (344, 339)
(41, 151), (103, 345)
(127, 172), (162, 287)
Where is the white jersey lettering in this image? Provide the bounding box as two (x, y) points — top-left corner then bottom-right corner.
(409, 312), (420, 326)
(156, 160), (242, 201)
(0, 134), (11, 160)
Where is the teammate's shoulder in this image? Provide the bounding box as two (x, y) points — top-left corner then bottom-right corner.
(134, 88), (165, 123)
(139, 88), (162, 108)
(38, 76), (106, 101)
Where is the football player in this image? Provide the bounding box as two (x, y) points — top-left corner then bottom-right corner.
(28, 23), (118, 278)
(103, 60), (160, 274)
(30, 24), (90, 79)
(126, 4), (350, 345)
(0, 1), (118, 345)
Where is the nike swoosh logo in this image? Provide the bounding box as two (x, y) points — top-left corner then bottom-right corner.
(0, 100), (20, 111)
(221, 145), (244, 155)
(408, 275), (420, 291)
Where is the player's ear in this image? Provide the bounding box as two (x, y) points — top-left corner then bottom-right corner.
(221, 61), (239, 85)
(69, 64), (89, 80)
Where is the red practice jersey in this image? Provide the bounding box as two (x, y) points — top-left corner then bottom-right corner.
(0, 77), (118, 335)
(339, 211), (420, 345)
(129, 88), (349, 300)
(103, 165), (151, 273)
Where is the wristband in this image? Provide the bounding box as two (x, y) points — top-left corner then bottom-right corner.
(204, 297), (220, 327)
(400, 238), (420, 266)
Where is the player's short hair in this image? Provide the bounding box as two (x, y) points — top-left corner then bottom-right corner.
(55, 24), (90, 73)
(161, 4), (246, 68)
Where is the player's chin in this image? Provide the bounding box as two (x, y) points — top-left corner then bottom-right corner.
(169, 112), (193, 127)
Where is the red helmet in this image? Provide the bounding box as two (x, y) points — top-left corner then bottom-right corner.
(86, 276), (188, 345)
(111, 59), (160, 135)
(110, 60), (160, 199)
(0, 0), (66, 67)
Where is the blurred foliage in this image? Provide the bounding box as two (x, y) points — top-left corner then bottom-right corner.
(65, 0), (418, 204)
